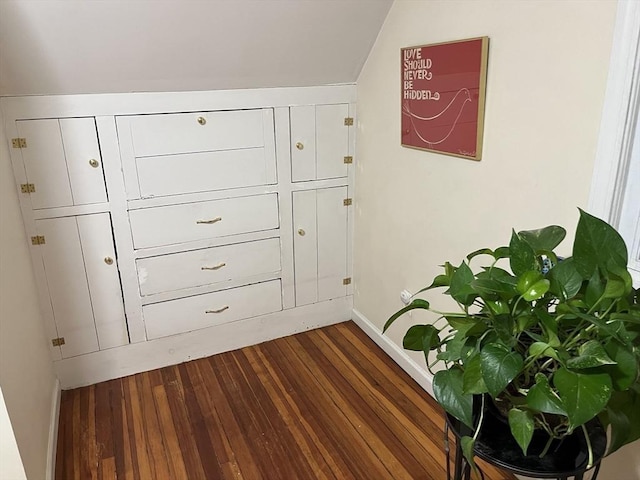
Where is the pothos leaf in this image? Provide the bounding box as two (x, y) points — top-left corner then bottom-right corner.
(480, 343), (524, 398)
(527, 373), (567, 416)
(566, 340), (616, 370)
(509, 230), (538, 276)
(402, 324), (440, 352)
(460, 436), (478, 474)
(573, 209), (628, 280)
(433, 369), (474, 428)
(554, 368), (612, 430)
(383, 299), (430, 332)
(462, 354), (488, 395)
(508, 408), (535, 455)
(518, 225), (566, 252)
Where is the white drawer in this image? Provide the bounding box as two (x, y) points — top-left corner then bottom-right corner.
(126, 109), (269, 157)
(143, 280), (282, 339)
(136, 148), (276, 198)
(129, 194), (279, 249)
(137, 238), (281, 296)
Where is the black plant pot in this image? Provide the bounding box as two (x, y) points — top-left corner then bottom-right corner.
(447, 395), (607, 478)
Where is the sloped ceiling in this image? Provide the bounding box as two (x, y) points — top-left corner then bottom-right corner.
(0, 0), (392, 96)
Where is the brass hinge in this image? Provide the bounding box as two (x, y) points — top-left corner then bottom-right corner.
(11, 138), (27, 149)
(344, 117), (354, 126)
(20, 183), (35, 193)
(343, 277), (352, 285)
(51, 337), (65, 347)
(343, 198), (352, 206)
(343, 156), (353, 164)
(31, 235), (46, 245)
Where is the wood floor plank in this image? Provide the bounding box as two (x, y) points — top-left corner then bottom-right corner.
(126, 375), (154, 479)
(279, 334), (399, 479)
(56, 321), (516, 480)
(257, 340), (358, 480)
(160, 366), (208, 480)
(211, 350), (289, 478)
(138, 372), (173, 479)
(198, 358), (264, 480)
(244, 345), (338, 480)
(233, 348), (320, 477)
(291, 331), (420, 480)
(311, 328), (446, 478)
(72, 390), (81, 480)
(152, 384), (189, 480)
(176, 362), (226, 479)
(121, 378), (142, 480)
(328, 324), (449, 450)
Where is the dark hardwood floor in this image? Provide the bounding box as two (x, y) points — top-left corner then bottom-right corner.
(55, 321), (515, 479)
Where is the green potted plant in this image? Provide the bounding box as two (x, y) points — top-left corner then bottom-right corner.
(384, 209), (640, 470)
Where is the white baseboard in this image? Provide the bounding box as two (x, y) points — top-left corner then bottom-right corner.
(46, 379), (61, 480)
(351, 308), (434, 397)
(55, 296), (352, 389)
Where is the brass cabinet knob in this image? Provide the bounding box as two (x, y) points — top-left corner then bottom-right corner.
(89, 159), (100, 168)
(197, 116), (206, 125)
(298, 229), (306, 236)
(295, 142), (304, 150)
(104, 257), (114, 265)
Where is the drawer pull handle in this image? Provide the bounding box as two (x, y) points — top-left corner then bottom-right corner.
(104, 256), (114, 265)
(206, 306), (229, 314)
(197, 116), (206, 125)
(298, 228), (306, 236)
(89, 159), (100, 168)
(196, 217), (222, 225)
(201, 262), (226, 271)
(295, 142), (304, 150)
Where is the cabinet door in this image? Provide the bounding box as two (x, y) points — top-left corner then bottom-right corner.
(36, 214), (127, 358)
(290, 104), (350, 182)
(16, 118), (107, 209)
(293, 187), (348, 306)
(77, 214), (128, 350)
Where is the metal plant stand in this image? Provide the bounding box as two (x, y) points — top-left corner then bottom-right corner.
(445, 410), (607, 480)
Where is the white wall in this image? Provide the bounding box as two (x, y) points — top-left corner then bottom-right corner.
(0, 126), (57, 480)
(0, 0), (392, 96)
(0, 388), (27, 480)
(355, 0), (639, 477)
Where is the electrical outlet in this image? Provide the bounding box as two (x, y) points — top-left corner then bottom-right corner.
(400, 289), (412, 305)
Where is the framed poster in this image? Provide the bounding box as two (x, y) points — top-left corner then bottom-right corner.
(401, 37), (489, 160)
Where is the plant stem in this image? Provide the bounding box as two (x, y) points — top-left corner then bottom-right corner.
(539, 435), (554, 458)
(581, 424), (594, 469)
(511, 296), (524, 317)
(473, 395), (486, 441)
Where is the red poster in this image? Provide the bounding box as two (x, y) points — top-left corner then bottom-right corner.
(401, 37), (489, 160)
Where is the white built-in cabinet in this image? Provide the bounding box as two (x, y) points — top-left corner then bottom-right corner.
(3, 86), (355, 387)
